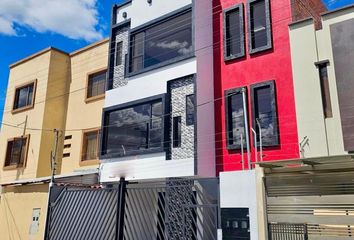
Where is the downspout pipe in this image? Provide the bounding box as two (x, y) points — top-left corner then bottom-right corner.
(242, 88), (251, 170)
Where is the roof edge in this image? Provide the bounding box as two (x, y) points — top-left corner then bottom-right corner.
(288, 17), (314, 28)
(70, 38), (109, 57)
(9, 47), (69, 69)
(321, 3), (354, 18)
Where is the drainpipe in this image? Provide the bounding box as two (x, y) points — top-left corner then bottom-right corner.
(242, 88), (251, 170)
(251, 128), (258, 163)
(240, 134), (244, 170)
(256, 119), (263, 162)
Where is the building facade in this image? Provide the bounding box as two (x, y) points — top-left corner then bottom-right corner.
(0, 41), (108, 240)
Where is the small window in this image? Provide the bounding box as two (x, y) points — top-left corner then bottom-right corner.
(64, 135), (72, 140)
(82, 130), (100, 161)
(86, 69), (106, 101)
(224, 4), (245, 60)
(248, 0), (272, 53)
(317, 63), (332, 118)
(13, 81), (36, 112)
(173, 116), (181, 148)
(115, 41), (123, 66)
(4, 136), (29, 168)
(186, 94), (195, 126)
(251, 81), (279, 147)
(225, 88), (247, 150)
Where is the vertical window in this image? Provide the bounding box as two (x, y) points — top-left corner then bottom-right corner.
(251, 81), (279, 147)
(248, 0), (272, 53)
(82, 130), (100, 161)
(317, 63), (332, 118)
(129, 10), (193, 74)
(186, 94), (195, 126)
(224, 4), (245, 60)
(225, 88), (246, 149)
(86, 69), (107, 101)
(173, 116), (181, 148)
(115, 41), (123, 66)
(13, 81), (36, 112)
(4, 136), (29, 168)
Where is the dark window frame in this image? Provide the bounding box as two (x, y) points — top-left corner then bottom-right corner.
(315, 60), (332, 118)
(126, 6), (194, 77)
(186, 94), (195, 126)
(247, 0), (272, 54)
(81, 128), (101, 165)
(100, 94), (166, 159)
(223, 3), (245, 61)
(85, 68), (107, 103)
(3, 135), (30, 170)
(12, 80), (37, 114)
(225, 87), (248, 150)
(173, 116), (182, 148)
(115, 41), (123, 66)
(250, 80), (279, 147)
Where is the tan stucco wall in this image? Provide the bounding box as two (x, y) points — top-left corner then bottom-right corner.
(0, 52), (52, 183)
(290, 7), (354, 158)
(0, 184), (49, 240)
(60, 40), (108, 174)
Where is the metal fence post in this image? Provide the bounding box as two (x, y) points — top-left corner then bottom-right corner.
(116, 178), (127, 240)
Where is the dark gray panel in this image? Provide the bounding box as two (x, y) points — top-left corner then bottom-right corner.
(331, 18), (354, 151)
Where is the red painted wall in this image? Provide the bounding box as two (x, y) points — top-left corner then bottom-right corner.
(213, 0), (300, 173)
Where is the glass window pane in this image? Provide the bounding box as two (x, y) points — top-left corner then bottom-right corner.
(227, 92), (245, 148)
(115, 41), (123, 66)
(186, 94), (195, 125)
(88, 70), (106, 98)
(226, 8), (242, 56)
(319, 64), (332, 118)
(84, 131), (98, 160)
(173, 116), (181, 148)
(250, 0), (267, 49)
(253, 85), (277, 146)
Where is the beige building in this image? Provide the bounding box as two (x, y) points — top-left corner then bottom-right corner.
(0, 39), (108, 240)
(290, 5), (354, 158)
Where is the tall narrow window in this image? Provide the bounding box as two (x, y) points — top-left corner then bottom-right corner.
(225, 88), (246, 149)
(82, 130), (100, 161)
(86, 69), (106, 101)
(224, 4), (245, 60)
(13, 81), (36, 112)
(173, 116), (181, 148)
(4, 136), (29, 168)
(248, 0), (272, 53)
(251, 81), (279, 147)
(186, 94), (195, 126)
(115, 41), (123, 66)
(317, 63), (332, 118)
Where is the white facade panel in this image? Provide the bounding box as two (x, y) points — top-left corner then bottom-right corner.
(116, 0), (192, 28)
(100, 154), (194, 182)
(220, 170), (260, 239)
(105, 58), (196, 108)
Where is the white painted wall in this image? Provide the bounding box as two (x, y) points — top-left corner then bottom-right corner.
(116, 0), (192, 28)
(195, 0), (215, 177)
(220, 170), (261, 239)
(105, 58), (196, 108)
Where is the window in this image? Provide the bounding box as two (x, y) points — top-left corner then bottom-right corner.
(317, 63), (332, 118)
(129, 9), (193, 74)
(13, 80), (36, 112)
(86, 69), (106, 101)
(115, 41), (123, 66)
(186, 94), (195, 126)
(221, 208), (250, 240)
(4, 136), (29, 168)
(82, 129), (100, 161)
(102, 96), (164, 158)
(173, 116), (181, 148)
(247, 0), (272, 53)
(224, 4), (245, 60)
(225, 88), (247, 149)
(251, 81), (279, 147)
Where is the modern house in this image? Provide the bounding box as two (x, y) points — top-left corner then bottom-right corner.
(212, 0), (326, 238)
(0, 40), (109, 240)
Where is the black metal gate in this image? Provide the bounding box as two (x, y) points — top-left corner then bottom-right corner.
(45, 178), (219, 240)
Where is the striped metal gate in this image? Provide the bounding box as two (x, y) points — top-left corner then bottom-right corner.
(122, 178), (219, 240)
(45, 185), (119, 240)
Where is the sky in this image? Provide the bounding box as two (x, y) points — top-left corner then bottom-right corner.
(0, 0), (352, 123)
